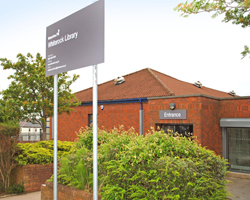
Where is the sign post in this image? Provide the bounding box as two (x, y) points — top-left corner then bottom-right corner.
(93, 65), (98, 200)
(46, 1), (104, 199)
(53, 74), (58, 200)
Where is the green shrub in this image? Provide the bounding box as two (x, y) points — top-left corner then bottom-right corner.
(7, 183), (25, 194)
(56, 126), (229, 200)
(16, 140), (74, 165)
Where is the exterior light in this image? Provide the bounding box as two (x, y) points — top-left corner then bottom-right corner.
(170, 103), (176, 110)
(100, 105), (104, 110)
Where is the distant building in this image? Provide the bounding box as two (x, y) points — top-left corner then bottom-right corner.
(50, 68), (250, 174)
(19, 121), (42, 142)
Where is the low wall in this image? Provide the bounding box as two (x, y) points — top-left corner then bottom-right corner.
(11, 164), (53, 193)
(41, 181), (102, 200)
(226, 172), (250, 180)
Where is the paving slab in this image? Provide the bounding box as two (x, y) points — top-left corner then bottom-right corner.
(226, 177), (250, 200)
(0, 191), (41, 200)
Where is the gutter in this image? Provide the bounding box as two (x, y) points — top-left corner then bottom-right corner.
(80, 98), (148, 106)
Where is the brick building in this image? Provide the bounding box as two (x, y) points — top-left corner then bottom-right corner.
(52, 68), (250, 174)
(19, 121), (42, 142)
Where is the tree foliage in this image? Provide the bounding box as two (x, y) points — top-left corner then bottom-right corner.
(0, 101), (11, 123)
(0, 53), (80, 139)
(174, 0), (250, 58)
(0, 95), (21, 123)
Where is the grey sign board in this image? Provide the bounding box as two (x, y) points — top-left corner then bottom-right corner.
(159, 110), (187, 120)
(46, 0), (104, 77)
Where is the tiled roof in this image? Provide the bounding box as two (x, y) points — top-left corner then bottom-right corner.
(75, 68), (233, 102)
(151, 69), (233, 98)
(19, 121), (42, 128)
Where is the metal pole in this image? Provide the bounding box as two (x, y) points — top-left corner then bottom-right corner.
(139, 100), (144, 137)
(93, 65), (98, 200)
(53, 74), (58, 200)
(92, 1), (99, 199)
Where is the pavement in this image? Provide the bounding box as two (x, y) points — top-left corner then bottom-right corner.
(0, 175), (249, 200)
(226, 176), (250, 200)
(0, 191), (40, 200)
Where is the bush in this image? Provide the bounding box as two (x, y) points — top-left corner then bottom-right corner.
(16, 140), (74, 165)
(7, 183), (25, 194)
(56, 126), (229, 200)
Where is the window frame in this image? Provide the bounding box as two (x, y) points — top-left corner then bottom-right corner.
(155, 123), (193, 136)
(88, 114), (93, 128)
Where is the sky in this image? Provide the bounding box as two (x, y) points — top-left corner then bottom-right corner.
(0, 0), (250, 96)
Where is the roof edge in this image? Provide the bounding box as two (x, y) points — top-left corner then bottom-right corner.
(147, 68), (175, 96)
(148, 94), (250, 100)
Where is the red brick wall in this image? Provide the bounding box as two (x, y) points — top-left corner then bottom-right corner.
(54, 96), (250, 156)
(147, 96), (223, 155)
(41, 181), (102, 200)
(219, 98), (250, 118)
(55, 96), (221, 153)
(200, 97), (221, 155)
(11, 164), (53, 193)
(147, 97), (203, 140)
(147, 96), (250, 155)
(54, 102), (148, 141)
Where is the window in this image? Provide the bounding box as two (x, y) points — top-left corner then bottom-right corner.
(156, 123), (193, 137)
(88, 114), (93, 128)
(228, 128), (250, 173)
(46, 116), (50, 140)
(221, 118), (250, 174)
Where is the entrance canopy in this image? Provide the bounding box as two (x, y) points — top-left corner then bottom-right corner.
(220, 118), (250, 128)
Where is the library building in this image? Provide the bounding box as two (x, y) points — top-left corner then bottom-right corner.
(51, 68), (250, 174)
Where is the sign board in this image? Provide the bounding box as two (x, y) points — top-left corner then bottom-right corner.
(160, 110), (187, 120)
(46, 0), (104, 77)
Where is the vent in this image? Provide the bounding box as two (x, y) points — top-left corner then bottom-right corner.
(193, 81), (202, 88)
(114, 77), (125, 85)
(228, 90), (236, 96)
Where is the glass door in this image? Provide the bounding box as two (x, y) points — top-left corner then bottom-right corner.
(228, 128), (250, 173)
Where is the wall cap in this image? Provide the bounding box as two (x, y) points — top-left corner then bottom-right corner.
(147, 94), (250, 101)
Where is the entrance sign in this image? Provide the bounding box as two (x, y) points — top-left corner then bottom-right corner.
(46, 1), (104, 200)
(160, 110), (187, 120)
(46, 0), (104, 77)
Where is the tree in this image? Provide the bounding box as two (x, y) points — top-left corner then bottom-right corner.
(0, 122), (20, 190)
(0, 53), (80, 140)
(0, 100), (16, 123)
(174, 0), (250, 58)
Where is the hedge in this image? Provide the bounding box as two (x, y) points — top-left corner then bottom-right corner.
(55, 126), (229, 199)
(16, 140), (74, 165)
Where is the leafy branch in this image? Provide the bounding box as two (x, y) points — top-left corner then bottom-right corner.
(174, 0), (250, 59)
